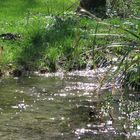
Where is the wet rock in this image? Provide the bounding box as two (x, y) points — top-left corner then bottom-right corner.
(39, 69), (49, 74)
(11, 69), (22, 77)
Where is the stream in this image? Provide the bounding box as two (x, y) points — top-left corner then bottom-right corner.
(0, 70), (140, 140)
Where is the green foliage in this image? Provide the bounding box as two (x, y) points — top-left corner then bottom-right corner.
(107, 0), (140, 17)
(0, 0), (140, 90)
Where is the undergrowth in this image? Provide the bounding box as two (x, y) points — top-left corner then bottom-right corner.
(0, 0), (140, 90)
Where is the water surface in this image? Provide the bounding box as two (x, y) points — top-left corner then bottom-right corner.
(0, 70), (139, 140)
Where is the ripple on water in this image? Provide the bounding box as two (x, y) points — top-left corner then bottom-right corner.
(0, 69), (139, 140)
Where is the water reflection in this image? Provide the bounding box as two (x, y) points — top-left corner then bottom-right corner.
(0, 71), (139, 139)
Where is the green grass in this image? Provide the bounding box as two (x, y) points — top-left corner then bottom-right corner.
(0, 0), (78, 69)
(0, 0), (77, 20)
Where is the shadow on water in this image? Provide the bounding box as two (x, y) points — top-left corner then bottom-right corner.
(0, 71), (139, 139)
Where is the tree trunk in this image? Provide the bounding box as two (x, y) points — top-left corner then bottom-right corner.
(79, 0), (106, 10)
(77, 0), (106, 17)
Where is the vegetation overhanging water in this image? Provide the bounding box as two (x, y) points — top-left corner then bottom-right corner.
(0, 0), (140, 139)
(0, 70), (140, 140)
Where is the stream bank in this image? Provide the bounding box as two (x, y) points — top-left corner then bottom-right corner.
(0, 70), (140, 139)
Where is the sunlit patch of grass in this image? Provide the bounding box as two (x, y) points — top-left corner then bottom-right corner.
(0, 0), (77, 20)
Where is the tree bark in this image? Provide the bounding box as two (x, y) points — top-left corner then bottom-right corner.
(80, 0), (106, 10)
(77, 0), (106, 17)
